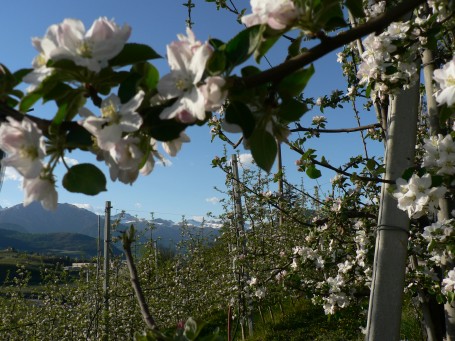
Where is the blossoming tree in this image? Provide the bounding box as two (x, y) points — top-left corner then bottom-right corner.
(1, 0), (455, 339)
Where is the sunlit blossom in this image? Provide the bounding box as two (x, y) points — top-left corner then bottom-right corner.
(241, 0), (299, 30)
(434, 58), (455, 106)
(0, 117), (46, 178)
(32, 17), (131, 73)
(80, 91), (144, 150)
(157, 28), (212, 123)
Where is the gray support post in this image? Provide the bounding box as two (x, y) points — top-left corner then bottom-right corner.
(103, 201), (111, 340)
(231, 154), (253, 337)
(366, 81), (420, 340)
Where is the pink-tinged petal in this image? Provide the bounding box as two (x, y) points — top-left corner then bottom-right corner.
(182, 87), (206, 121)
(189, 43), (212, 83)
(23, 177), (58, 211)
(88, 18), (131, 61)
(2, 154), (43, 179)
(241, 13), (261, 27)
(166, 42), (192, 71)
(162, 132), (190, 157)
(57, 19), (85, 51)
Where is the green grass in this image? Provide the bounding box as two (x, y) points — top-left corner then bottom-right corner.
(199, 296), (424, 341)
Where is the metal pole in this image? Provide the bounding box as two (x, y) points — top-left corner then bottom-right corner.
(231, 154), (253, 337)
(103, 201), (111, 340)
(365, 81), (419, 340)
(97, 215), (101, 282)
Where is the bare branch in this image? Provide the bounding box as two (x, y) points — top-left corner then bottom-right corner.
(291, 122), (381, 134)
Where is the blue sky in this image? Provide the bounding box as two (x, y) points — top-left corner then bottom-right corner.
(0, 1), (382, 220)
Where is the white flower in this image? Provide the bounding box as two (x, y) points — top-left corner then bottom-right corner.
(254, 288), (265, 299)
(80, 91), (144, 150)
(422, 134), (455, 175)
(393, 173), (443, 218)
(434, 58), (455, 106)
(241, 0), (299, 30)
(0, 117), (46, 178)
(157, 28), (212, 123)
(35, 17), (131, 73)
(442, 270), (455, 294)
(366, 1), (386, 18)
(200, 76), (227, 111)
(312, 115), (326, 125)
(139, 138), (163, 176)
(162, 132), (190, 157)
(23, 176), (58, 211)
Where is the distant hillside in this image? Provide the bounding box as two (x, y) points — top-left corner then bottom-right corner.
(0, 222), (28, 233)
(0, 202), (98, 235)
(0, 203), (221, 250)
(0, 228), (121, 258)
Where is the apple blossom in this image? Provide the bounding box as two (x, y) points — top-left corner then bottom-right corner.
(434, 58), (455, 106)
(393, 173), (446, 218)
(162, 132), (190, 157)
(442, 270), (455, 294)
(157, 28), (212, 123)
(200, 76), (227, 111)
(79, 91), (144, 150)
(35, 17), (131, 73)
(0, 117), (46, 178)
(23, 176), (58, 211)
(241, 0), (299, 30)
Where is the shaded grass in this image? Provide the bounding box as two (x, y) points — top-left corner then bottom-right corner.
(199, 296), (424, 341)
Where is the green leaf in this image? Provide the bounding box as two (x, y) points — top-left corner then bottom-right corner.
(109, 43), (161, 67)
(287, 35), (303, 59)
(66, 125), (93, 150)
(53, 91), (86, 125)
(255, 34), (280, 63)
(366, 158), (376, 171)
(225, 25), (263, 68)
(306, 164), (322, 179)
(118, 72), (142, 103)
(134, 62), (159, 91)
(62, 163), (107, 195)
(249, 129), (277, 172)
(12, 68), (33, 85)
(42, 83), (74, 103)
(345, 0), (365, 18)
(206, 50), (227, 75)
(278, 64), (314, 98)
(141, 103), (187, 141)
(279, 98), (308, 122)
(225, 101), (256, 138)
(19, 92), (41, 112)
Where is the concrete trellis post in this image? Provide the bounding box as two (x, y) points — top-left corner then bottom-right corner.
(365, 80), (420, 340)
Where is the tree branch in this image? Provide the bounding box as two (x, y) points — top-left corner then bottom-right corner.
(287, 142), (394, 184)
(122, 228), (158, 331)
(243, 0), (425, 87)
(291, 122), (381, 134)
